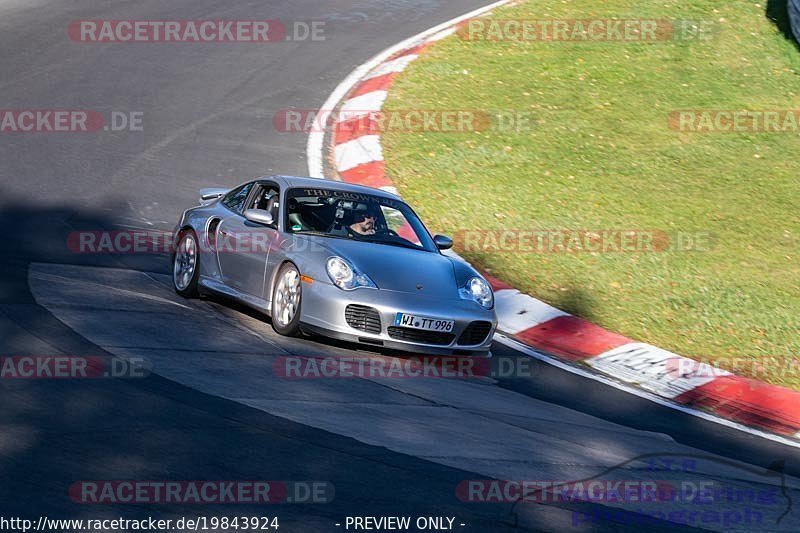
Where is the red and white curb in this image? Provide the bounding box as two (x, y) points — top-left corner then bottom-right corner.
(306, 2), (800, 446)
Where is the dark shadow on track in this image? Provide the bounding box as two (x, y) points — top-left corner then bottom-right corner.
(492, 342), (800, 480)
(0, 194), (713, 531)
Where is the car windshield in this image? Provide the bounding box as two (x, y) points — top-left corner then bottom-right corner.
(285, 187), (437, 252)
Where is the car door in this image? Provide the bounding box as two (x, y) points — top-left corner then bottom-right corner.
(216, 182), (272, 298)
(258, 184), (285, 303)
(249, 181), (284, 300)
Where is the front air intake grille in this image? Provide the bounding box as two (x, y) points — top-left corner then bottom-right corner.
(457, 321), (493, 346)
(387, 327), (455, 346)
(345, 305), (382, 334)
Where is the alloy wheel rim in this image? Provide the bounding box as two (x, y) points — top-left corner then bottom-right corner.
(274, 268), (300, 326)
(173, 234), (197, 290)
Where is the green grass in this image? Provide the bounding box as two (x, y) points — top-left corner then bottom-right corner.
(382, 1), (800, 388)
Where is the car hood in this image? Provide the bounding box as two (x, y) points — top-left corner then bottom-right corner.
(306, 237), (459, 298)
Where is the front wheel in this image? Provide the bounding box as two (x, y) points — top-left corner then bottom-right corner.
(271, 263), (302, 336)
(173, 229), (200, 297)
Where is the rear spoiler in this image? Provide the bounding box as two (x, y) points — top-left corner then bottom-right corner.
(198, 187), (228, 205)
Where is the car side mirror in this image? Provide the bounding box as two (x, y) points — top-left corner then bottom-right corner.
(244, 209), (274, 227)
(433, 234), (453, 250)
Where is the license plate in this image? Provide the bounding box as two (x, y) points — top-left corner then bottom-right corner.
(394, 313), (454, 332)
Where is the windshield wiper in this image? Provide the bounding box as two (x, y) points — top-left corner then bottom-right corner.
(293, 230), (346, 240)
(295, 231), (425, 250)
(367, 237), (423, 251)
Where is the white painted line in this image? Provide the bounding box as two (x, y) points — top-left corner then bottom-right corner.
(495, 334), (800, 449)
(586, 343), (727, 399)
(307, 0), (512, 178)
(336, 91), (388, 123)
(334, 135), (383, 172)
(363, 55), (419, 80)
(494, 290), (568, 335)
(426, 27), (458, 43)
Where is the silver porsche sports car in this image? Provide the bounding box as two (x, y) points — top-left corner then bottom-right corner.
(172, 176), (497, 355)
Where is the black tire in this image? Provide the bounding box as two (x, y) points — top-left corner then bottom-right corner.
(271, 262), (302, 336)
(172, 229), (200, 298)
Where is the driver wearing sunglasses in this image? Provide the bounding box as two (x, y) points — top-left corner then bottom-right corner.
(349, 207), (379, 236)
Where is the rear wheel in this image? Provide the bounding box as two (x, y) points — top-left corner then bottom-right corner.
(271, 263), (302, 336)
(173, 229), (200, 297)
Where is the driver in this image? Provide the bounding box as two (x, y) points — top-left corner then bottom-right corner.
(349, 205), (381, 236)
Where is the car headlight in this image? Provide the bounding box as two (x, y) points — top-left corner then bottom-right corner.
(460, 276), (494, 309)
(326, 256), (377, 290)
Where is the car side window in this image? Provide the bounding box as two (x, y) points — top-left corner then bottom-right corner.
(250, 184), (280, 211)
(249, 183), (280, 225)
(380, 205), (421, 245)
(221, 183), (254, 214)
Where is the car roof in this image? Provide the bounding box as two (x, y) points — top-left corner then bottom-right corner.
(256, 175), (403, 202)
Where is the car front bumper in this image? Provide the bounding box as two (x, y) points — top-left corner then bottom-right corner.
(300, 280), (497, 355)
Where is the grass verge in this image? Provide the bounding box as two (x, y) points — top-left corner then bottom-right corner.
(382, 0), (800, 388)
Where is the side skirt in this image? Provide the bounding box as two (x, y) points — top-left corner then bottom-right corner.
(199, 277), (272, 316)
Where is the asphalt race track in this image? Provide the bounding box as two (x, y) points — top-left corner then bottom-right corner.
(2, 1), (800, 531)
